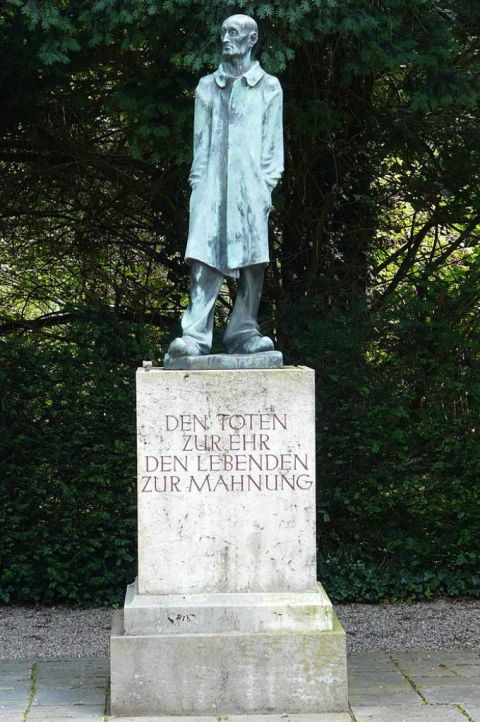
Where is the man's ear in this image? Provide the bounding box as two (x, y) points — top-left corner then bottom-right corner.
(249, 31), (258, 47)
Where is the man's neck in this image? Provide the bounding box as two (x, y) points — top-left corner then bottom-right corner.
(222, 54), (254, 78)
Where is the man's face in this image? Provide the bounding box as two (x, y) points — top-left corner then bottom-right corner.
(221, 18), (255, 59)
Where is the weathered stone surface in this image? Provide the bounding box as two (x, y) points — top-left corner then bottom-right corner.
(0, 663), (31, 682)
(446, 665), (480, 677)
(348, 669), (422, 707)
(7, 653), (480, 722)
(0, 708), (26, 722)
(27, 718), (103, 722)
(163, 350), (283, 370)
(28, 707), (105, 719)
(35, 676), (106, 689)
(111, 364), (348, 717)
(464, 707), (480, 722)
(110, 610), (348, 717)
(136, 366), (316, 596)
(32, 687), (105, 706)
(392, 651), (480, 667)
(36, 660), (108, 676)
(123, 579), (332, 635)
(410, 676), (480, 705)
(347, 652), (398, 673)
(0, 682), (30, 699)
(111, 712), (352, 722)
(352, 706), (466, 722)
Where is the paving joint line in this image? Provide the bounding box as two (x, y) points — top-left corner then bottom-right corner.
(457, 705), (477, 722)
(21, 662), (37, 722)
(391, 656), (429, 705)
(103, 674), (110, 722)
(443, 662), (460, 677)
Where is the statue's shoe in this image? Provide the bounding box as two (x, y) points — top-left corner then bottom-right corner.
(168, 337), (202, 358)
(234, 335), (274, 354)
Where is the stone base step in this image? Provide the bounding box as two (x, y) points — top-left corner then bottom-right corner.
(110, 609), (348, 717)
(123, 579), (333, 635)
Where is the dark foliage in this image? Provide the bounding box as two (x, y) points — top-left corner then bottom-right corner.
(1, 0), (480, 603)
(0, 317), (162, 604)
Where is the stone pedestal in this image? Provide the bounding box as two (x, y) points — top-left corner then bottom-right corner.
(110, 366), (348, 717)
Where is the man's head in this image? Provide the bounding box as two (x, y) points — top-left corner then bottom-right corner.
(221, 14), (258, 60)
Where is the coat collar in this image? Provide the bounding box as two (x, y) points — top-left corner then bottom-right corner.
(214, 61), (265, 88)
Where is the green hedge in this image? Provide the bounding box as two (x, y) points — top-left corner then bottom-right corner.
(1, 303), (479, 604)
(285, 300), (480, 601)
(0, 316), (156, 604)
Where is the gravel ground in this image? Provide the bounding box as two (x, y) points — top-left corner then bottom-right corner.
(1, 599), (479, 659)
(337, 599), (480, 652)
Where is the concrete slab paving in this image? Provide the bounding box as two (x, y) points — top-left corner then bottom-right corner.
(28, 707), (105, 719)
(0, 691), (30, 705)
(391, 663), (458, 677)
(411, 675), (480, 688)
(32, 687), (105, 706)
(36, 660), (109, 674)
(109, 714), (353, 721)
(393, 650), (480, 665)
(0, 709), (26, 722)
(36, 668), (108, 679)
(347, 652), (397, 672)
(348, 691), (423, 707)
(349, 670), (406, 687)
(35, 676), (107, 689)
(0, 664), (32, 685)
(0, 682), (31, 697)
(0, 662), (32, 672)
(410, 676), (480, 705)
(464, 707), (480, 721)
(28, 714), (103, 722)
(3, 651), (480, 721)
(446, 664), (480, 677)
(348, 668), (423, 707)
(351, 705), (468, 722)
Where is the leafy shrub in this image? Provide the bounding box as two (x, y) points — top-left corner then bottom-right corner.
(282, 293), (480, 601)
(0, 314), (159, 604)
(1, 297), (480, 604)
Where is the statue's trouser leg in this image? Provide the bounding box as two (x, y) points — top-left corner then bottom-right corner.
(181, 261), (224, 355)
(224, 264), (266, 353)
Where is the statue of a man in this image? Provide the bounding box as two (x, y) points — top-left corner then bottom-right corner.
(168, 14), (284, 358)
